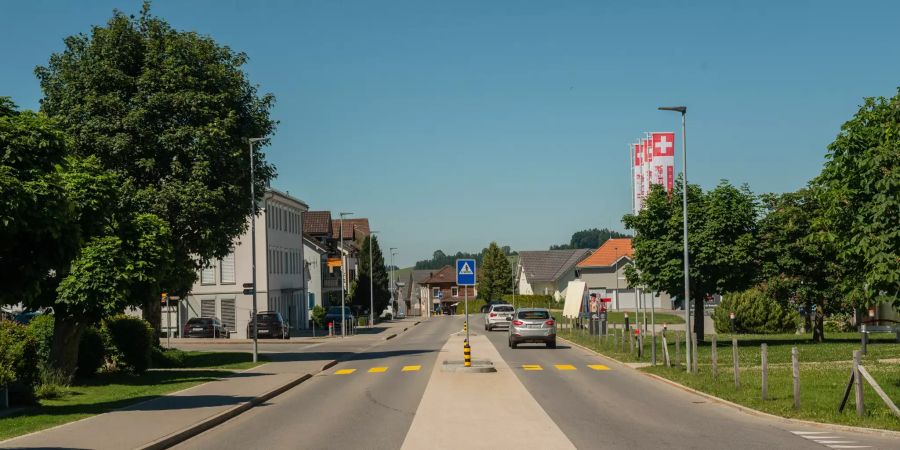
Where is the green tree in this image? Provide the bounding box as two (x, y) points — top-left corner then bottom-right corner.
(816, 91), (900, 311)
(624, 180), (758, 341)
(550, 228), (630, 250)
(350, 235), (391, 316)
(478, 242), (512, 301)
(35, 3), (277, 339)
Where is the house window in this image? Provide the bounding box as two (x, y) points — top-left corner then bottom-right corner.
(220, 298), (236, 331)
(201, 299), (216, 318)
(200, 264), (215, 285)
(220, 252), (235, 284)
(433, 287), (440, 298)
(451, 287), (459, 297)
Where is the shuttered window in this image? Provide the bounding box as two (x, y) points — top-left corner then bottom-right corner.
(220, 253), (235, 284)
(221, 298), (236, 331)
(201, 299), (216, 318)
(201, 265), (215, 285)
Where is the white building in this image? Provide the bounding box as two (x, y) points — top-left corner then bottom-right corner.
(303, 236), (328, 312)
(182, 188), (309, 338)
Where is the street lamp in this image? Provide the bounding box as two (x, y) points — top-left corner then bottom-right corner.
(248, 137), (268, 363)
(389, 248), (398, 317)
(368, 230), (379, 327)
(339, 212), (353, 337)
(658, 105), (692, 373)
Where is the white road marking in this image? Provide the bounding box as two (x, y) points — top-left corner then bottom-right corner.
(790, 431), (871, 449)
(825, 446), (870, 449)
(792, 432), (831, 435)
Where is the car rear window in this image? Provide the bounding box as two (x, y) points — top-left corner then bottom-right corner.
(187, 318), (213, 325)
(258, 313), (280, 322)
(517, 310), (550, 320)
(492, 306), (514, 312)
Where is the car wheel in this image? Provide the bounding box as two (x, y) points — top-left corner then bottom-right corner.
(510, 340), (517, 349)
(546, 341), (556, 349)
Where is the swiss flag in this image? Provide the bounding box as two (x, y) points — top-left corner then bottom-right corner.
(643, 137), (652, 162)
(633, 142), (642, 166)
(652, 132), (675, 157)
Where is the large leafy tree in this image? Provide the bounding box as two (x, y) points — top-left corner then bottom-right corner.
(624, 180), (758, 341)
(550, 228), (630, 250)
(478, 242), (512, 301)
(816, 91), (900, 311)
(35, 4), (277, 337)
(350, 235), (391, 316)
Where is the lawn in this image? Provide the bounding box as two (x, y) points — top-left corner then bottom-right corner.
(551, 310), (684, 325)
(558, 328), (900, 431)
(0, 351), (264, 441)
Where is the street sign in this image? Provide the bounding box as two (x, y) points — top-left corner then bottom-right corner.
(456, 259), (476, 286)
(242, 282), (255, 295)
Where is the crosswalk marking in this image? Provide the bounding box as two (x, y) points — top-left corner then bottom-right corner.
(334, 369), (356, 375)
(791, 431), (871, 449)
(402, 365), (422, 372)
(522, 364), (543, 371)
(588, 364), (611, 371)
(555, 364), (576, 371)
(368, 367), (388, 373)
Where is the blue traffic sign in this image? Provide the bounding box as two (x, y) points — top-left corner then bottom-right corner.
(456, 259), (476, 286)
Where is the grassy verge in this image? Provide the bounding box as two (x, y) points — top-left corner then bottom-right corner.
(559, 328), (900, 431)
(0, 350), (265, 441)
(550, 310), (685, 325)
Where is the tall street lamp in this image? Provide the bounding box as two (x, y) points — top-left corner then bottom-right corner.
(368, 230), (379, 327)
(339, 212), (353, 337)
(389, 248), (398, 316)
(658, 105), (692, 373)
(248, 137), (267, 363)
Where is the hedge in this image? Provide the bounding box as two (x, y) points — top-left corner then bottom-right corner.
(500, 294), (555, 309)
(102, 315), (154, 374)
(712, 288), (800, 334)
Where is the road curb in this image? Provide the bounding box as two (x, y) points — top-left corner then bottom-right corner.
(137, 359), (338, 450)
(558, 337), (900, 439)
(384, 333), (398, 340)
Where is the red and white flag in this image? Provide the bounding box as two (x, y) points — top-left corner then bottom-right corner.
(633, 142), (643, 214)
(651, 132), (676, 193)
(642, 135), (653, 200)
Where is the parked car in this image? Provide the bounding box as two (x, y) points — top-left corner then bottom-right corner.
(247, 311), (290, 339)
(324, 306), (355, 329)
(508, 308), (556, 349)
(480, 300), (509, 314)
(184, 317), (230, 338)
(484, 304), (515, 331)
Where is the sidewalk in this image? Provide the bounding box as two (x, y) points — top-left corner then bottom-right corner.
(0, 318), (422, 450)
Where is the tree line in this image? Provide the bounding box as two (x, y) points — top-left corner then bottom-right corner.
(624, 89), (900, 343)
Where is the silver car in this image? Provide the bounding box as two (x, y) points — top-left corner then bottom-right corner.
(507, 308), (556, 349)
(484, 304), (515, 331)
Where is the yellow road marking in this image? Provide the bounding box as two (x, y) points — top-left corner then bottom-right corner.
(368, 367), (388, 373)
(522, 364), (543, 371)
(334, 369), (356, 375)
(402, 365), (422, 372)
(555, 364), (577, 371)
(588, 364), (611, 371)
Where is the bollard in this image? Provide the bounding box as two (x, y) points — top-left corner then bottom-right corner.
(692, 337), (699, 374)
(853, 349), (864, 416)
(464, 340), (472, 368)
(329, 321), (334, 337)
(732, 336), (740, 388)
(761, 343), (768, 400)
(624, 312), (630, 331)
(675, 332), (681, 367)
(791, 346), (800, 409)
(711, 334), (718, 380)
(861, 324), (868, 355)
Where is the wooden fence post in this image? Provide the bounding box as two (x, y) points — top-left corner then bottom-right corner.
(692, 336), (699, 374)
(732, 336), (740, 389)
(711, 335), (718, 380)
(675, 332), (681, 368)
(792, 346), (800, 409)
(760, 343), (768, 400)
(629, 329), (634, 354)
(853, 350), (864, 416)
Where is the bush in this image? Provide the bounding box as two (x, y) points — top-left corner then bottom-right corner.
(455, 300), (487, 315)
(311, 305), (326, 328)
(713, 288), (800, 334)
(76, 327), (106, 378)
(102, 315), (154, 374)
(150, 347), (187, 368)
(27, 314), (55, 369)
(824, 312), (854, 333)
(0, 320), (40, 405)
(501, 294), (554, 309)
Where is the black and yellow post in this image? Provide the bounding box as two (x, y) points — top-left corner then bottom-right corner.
(463, 339), (472, 367)
(463, 321), (468, 333)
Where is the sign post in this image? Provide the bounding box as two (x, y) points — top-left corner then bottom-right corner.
(456, 259), (477, 344)
(162, 292), (170, 348)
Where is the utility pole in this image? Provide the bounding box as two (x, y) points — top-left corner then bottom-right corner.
(339, 212), (353, 337)
(390, 248), (398, 316)
(248, 137), (267, 363)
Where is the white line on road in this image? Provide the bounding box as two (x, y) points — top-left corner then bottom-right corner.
(792, 431), (832, 435)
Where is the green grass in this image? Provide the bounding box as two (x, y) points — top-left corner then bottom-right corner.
(559, 328), (900, 431)
(152, 349), (266, 370)
(0, 369), (235, 441)
(551, 310), (684, 325)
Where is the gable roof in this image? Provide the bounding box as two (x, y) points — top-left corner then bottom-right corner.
(332, 218), (370, 240)
(577, 238), (633, 268)
(420, 266), (458, 285)
(302, 211), (332, 235)
(302, 235), (329, 254)
(518, 249), (591, 282)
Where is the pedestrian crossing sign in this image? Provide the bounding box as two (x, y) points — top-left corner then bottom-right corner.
(456, 259), (476, 286)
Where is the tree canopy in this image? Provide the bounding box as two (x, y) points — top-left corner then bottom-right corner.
(550, 228), (630, 250)
(350, 235), (391, 315)
(478, 242), (513, 301)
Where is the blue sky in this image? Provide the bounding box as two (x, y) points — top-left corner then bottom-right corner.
(3, 1), (899, 266)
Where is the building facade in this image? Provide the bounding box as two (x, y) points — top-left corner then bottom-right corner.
(576, 238), (672, 311)
(517, 249), (591, 300)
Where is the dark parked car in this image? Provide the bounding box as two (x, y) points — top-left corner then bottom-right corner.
(184, 317), (230, 338)
(324, 306), (355, 329)
(247, 311), (290, 339)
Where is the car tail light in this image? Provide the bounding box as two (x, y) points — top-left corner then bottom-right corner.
(489, 313), (497, 317)
(545, 320), (555, 326)
(512, 320), (524, 326)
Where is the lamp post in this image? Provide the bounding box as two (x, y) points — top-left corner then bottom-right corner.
(248, 137), (267, 362)
(658, 105), (691, 373)
(339, 212), (353, 337)
(368, 230), (379, 327)
(389, 248), (398, 316)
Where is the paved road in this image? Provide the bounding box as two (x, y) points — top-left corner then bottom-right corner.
(174, 315), (462, 450)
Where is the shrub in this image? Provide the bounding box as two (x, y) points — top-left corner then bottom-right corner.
(501, 294), (554, 309)
(102, 315), (154, 374)
(76, 327), (106, 378)
(27, 314), (55, 369)
(712, 288), (800, 334)
(824, 312), (854, 333)
(0, 320), (40, 405)
(311, 305), (326, 328)
(455, 299), (487, 315)
(150, 347), (188, 368)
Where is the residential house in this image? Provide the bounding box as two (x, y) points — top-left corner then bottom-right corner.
(182, 189), (309, 338)
(419, 265), (477, 314)
(303, 235), (329, 313)
(301, 211), (370, 308)
(517, 249), (591, 300)
(404, 270), (434, 317)
(576, 238), (672, 310)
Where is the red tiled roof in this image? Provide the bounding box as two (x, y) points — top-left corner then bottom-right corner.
(302, 211), (332, 235)
(421, 266), (458, 285)
(577, 238), (633, 268)
(331, 218), (370, 240)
